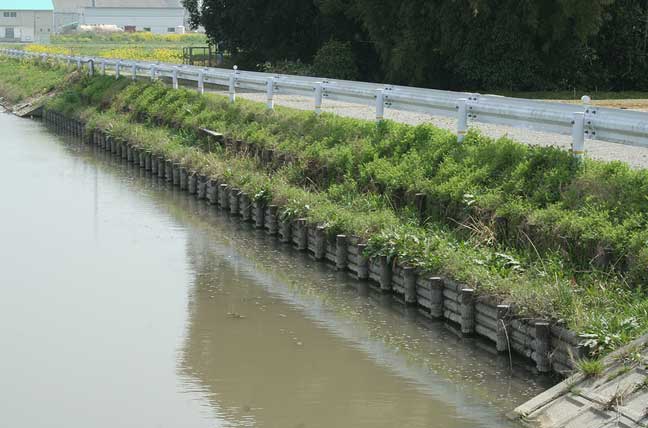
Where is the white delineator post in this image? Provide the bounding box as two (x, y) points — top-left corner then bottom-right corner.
(314, 82), (323, 115)
(375, 89), (385, 122)
(457, 98), (468, 142)
(571, 112), (585, 159)
(198, 70), (204, 94)
(229, 66), (238, 103)
(266, 77), (274, 109)
(172, 66), (179, 89)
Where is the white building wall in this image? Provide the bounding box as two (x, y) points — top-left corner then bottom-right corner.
(0, 10), (52, 43)
(81, 7), (184, 33)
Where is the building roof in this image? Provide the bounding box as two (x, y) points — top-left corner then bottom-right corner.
(53, 0), (182, 9)
(1, 0), (54, 10)
(94, 0), (182, 6)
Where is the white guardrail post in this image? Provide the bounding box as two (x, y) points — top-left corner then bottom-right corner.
(228, 66), (237, 103)
(88, 59), (94, 76)
(375, 89), (385, 122)
(76, 58), (81, 71)
(571, 112), (585, 159)
(150, 65), (156, 81)
(131, 62), (137, 80)
(198, 70), (205, 94)
(172, 66), (179, 89)
(115, 60), (121, 79)
(314, 82), (323, 115)
(100, 60), (106, 76)
(457, 98), (468, 142)
(266, 77), (275, 109)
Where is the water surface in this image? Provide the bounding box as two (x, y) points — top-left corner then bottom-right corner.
(0, 111), (551, 427)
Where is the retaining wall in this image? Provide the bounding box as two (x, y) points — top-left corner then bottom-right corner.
(43, 108), (587, 376)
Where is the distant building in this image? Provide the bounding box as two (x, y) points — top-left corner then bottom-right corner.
(53, 0), (186, 34)
(0, 0), (54, 43)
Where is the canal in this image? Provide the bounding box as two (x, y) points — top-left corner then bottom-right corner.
(0, 110), (551, 427)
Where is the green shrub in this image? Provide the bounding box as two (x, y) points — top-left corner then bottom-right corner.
(312, 40), (359, 80)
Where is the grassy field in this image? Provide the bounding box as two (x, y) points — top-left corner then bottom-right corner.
(2, 56), (648, 362)
(5, 32), (209, 64)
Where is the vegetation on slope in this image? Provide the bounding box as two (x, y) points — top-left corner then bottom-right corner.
(0, 57), (69, 103)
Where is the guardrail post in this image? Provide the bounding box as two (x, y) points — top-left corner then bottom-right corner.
(314, 82), (323, 115)
(571, 112), (585, 159)
(88, 59), (94, 76)
(40, 53), (46, 63)
(266, 77), (275, 109)
(172, 66), (179, 89)
(228, 69), (236, 103)
(457, 98), (468, 142)
(76, 58), (81, 71)
(66, 56), (71, 67)
(131, 63), (137, 80)
(198, 70), (204, 94)
(375, 89), (385, 122)
(150, 65), (156, 81)
(115, 61), (121, 79)
(100, 60), (106, 76)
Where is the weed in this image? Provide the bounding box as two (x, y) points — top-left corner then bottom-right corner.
(576, 358), (605, 377)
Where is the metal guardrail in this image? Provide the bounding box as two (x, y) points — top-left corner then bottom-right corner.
(4, 48), (648, 157)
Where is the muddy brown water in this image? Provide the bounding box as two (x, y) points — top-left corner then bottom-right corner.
(0, 111), (552, 428)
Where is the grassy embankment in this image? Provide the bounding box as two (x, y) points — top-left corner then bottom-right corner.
(2, 56), (648, 360)
(0, 56), (69, 103)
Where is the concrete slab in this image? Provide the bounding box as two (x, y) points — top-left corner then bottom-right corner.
(513, 334), (648, 428)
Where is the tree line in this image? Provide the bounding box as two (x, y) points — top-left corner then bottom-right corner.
(183, 0), (648, 92)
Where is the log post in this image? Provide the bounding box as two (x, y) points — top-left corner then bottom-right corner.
(179, 167), (188, 190)
(266, 205), (278, 235)
(157, 157), (166, 178)
(534, 321), (551, 373)
(172, 164), (181, 186)
(314, 226), (326, 260)
(403, 266), (417, 305)
(165, 160), (173, 182)
(335, 235), (348, 271)
(145, 152), (152, 171)
(254, 201), (265, 228)
(188, 173), (197, 194)
(196, 175), (207, 199)
(356, 244), (369, 280)
(229, 188), (240, 215)
(240, 192), (252, 221)
(295, 218), (307, 250)
(496, 305), (511, 353)
(460, 288), (475, 336)
(379, 256), (392, 292)
(429, 277), (444, 319)
(415, 193), (427, 224)
(207, 179), (218, 204)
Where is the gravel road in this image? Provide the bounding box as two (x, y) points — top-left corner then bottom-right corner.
(209, 88), (648, 169)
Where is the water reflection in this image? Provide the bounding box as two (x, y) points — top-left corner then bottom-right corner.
(0, 112), (550, 428)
